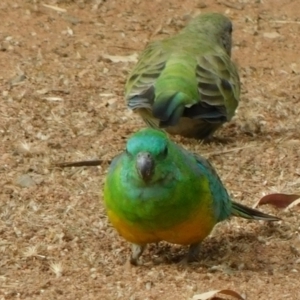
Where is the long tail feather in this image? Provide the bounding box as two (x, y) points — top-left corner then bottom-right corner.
(153, 91), (190, 126)
(231, 201), (280, 221)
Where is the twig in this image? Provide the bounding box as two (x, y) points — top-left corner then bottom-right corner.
(271, 20), (300, 24)
(42, 4), (67, 13)
(203, 144), (257, 156)
(53, 159), (110, 168)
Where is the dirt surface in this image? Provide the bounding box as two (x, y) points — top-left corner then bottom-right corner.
(1, 0), (300, 299)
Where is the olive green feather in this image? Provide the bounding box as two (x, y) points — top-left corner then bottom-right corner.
(125, 13), (240, 139)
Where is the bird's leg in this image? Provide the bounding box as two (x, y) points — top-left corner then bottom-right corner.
(187, 243), (201, 262)
(130, 243), (146, 265)
(179, 243), (201, 265)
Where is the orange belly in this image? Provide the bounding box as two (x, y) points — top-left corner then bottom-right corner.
(107, 202), (217, 245)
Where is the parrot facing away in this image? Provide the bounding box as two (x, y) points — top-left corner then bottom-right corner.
(125, 12), (240, 140)
(103, 128), (280, 265)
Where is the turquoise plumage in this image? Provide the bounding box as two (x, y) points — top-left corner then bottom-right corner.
(104, 128), (279, 264)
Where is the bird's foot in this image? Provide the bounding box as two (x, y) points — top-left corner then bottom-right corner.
(129, 244), (146, 266)
(178, 243), (201, 266)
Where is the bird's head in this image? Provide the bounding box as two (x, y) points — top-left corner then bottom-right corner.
(184, 13), (233, 56)
(125, 128), (171, 184)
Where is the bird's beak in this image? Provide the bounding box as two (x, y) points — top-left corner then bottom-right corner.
(136, 152), (155, 182)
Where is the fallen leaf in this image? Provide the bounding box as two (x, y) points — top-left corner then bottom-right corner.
(284, 198), (300, 211)
(42, 97), (63, 102)
(36, 88), (49, 95)
(192, 289), (245, 300)
(9, 74), (26, 86)
(290, 63), (300, 74)
(99, 93), (115, 97)
(254, 193), (300, 209)
(150, 24), (163, 37)
(101, 53), (138, 63)
(263, 32), (281, 39)
(15, 174), (36, 188)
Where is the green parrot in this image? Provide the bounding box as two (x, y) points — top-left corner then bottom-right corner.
(125, 12), (240, 139)
(103, 128), (279, 265)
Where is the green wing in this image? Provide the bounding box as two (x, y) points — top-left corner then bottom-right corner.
(191, 152), (232, 222)
(182, 52), (240, 122)
(192, 152), (279, 223)
(125, 41), (168, 110)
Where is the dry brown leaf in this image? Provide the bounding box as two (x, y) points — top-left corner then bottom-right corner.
(263, 32), (281, 39)
(192, 289), (245, 300)
(42, 97), (63, 102)
(9, 74), (26, 86)
(101, 53), (138, 63)
(284, 198), (300, 211)
(290, 63), (300, 74)
(254, 193), (300, 209)
(36, 88), (49, 95)
(150, 24), (163, 37)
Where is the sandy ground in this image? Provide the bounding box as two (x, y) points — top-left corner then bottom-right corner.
(1, 0), (300, 299)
